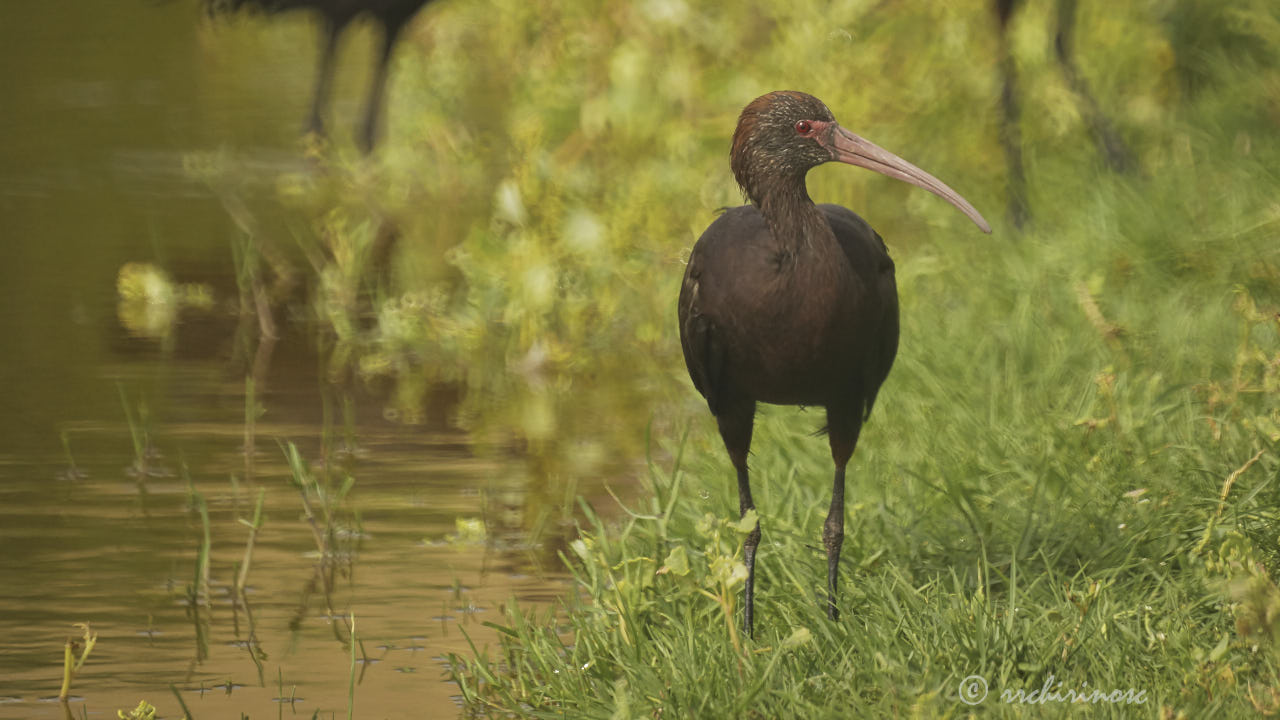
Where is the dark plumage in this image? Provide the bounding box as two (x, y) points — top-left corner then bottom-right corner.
(206, 0), (437, 151)
(679, 91), (990, 636)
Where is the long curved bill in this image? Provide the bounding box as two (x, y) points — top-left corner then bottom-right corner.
(824, 124), (992, 233)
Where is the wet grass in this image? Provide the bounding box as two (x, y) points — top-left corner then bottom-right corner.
(58, 623), (97, 704)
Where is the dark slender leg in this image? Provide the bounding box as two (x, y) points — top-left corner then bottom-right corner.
(716, 400), (757, 637)
(358, 16), (408, 153)
(824, 410), (860, 621)
(1053, 0), (1133, 173)
(994, 0), (1030, 229)
(308, 17), (346, 139)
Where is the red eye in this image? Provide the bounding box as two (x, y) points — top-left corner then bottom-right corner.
(795, 120), (813, 135)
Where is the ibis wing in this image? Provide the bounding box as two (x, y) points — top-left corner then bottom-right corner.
(678, 250), (725, 414)
(820, 204), (900, 421)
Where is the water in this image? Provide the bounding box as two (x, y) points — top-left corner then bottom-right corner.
(0, 2), (591, 716)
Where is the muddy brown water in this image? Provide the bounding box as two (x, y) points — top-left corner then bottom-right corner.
(0, 3), (613, 716)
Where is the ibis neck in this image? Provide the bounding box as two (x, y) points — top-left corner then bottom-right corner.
(757, 181), (837, 257)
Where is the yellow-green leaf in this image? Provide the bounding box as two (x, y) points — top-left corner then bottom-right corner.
(660, 545), (691, 576)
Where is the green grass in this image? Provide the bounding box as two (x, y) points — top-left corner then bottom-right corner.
(187, 0), (1280, 715)
(446, 220), (1280, 717)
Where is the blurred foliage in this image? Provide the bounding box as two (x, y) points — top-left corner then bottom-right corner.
(446, 516), (489, 546)
(115, 262), (214, 340)
(187, 0), (1280, 564)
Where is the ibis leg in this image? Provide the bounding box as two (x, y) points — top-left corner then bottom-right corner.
(995, 1), (1030, 229)
(308, 17), (345, 139)
(825, 415), (860, 621)
(716, 400), (757, 637)
(1053, 0), (1133, 172)
(823, 466), (848, 620)
(358, 16), (407, 153)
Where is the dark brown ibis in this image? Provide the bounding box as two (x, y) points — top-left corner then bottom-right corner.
(206, 0), (438, 151)
(678, 91), (991, 636)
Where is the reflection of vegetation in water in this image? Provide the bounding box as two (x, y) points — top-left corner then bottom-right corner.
(115, 700), (157, 720)
(117, 383), (172, 481)
(116, 262), (213, 340)
(183, 468), (213, 667)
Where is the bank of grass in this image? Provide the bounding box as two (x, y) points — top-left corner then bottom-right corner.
(448, 178), (1280, 716)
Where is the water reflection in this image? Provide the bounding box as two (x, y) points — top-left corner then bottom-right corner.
(0, 318), (579, 717)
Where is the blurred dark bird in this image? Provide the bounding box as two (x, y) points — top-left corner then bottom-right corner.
(678, 91), (990, 636)
(206, 0), (437, 151)
(993, 0), (1133, 227)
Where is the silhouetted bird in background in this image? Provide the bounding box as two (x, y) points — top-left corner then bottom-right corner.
(679, 92), (990, 636)
(206, 0), (437, 152)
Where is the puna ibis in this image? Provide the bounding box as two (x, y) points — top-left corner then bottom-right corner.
(206, 0), (437, 151)
(678, 91), (991, 636)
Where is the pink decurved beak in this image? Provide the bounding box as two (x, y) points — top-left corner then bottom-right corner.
(821, 123), (992, 233)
